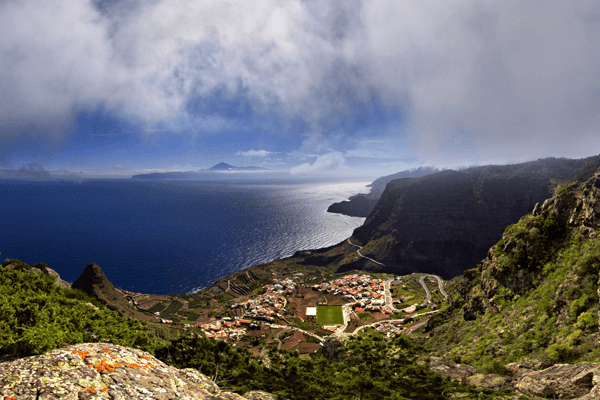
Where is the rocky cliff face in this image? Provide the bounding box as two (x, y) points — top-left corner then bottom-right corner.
(0, 343), (275, 399)
(327, 167), (438, 217)
(350, 156), (598, 278)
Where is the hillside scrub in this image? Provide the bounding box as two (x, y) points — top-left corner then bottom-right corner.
(157, 332), (510, 399)
(0, 260), (157, 357)
(422, 170), (600, 370)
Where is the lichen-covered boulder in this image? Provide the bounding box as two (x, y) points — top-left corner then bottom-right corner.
(515, 363), (600, 399)
(0, 343), (277, 400)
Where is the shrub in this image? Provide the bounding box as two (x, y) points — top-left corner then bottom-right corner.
(483, 359), (510, 376)
(570, 294), (594, 318)
(545, 342), (575, 364)
(577, 254), (600, 278)
(575, 311), (598, 331)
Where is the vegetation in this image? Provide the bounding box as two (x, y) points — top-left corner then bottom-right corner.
(0, 260), (157, 357)
(421, 176), (600, 369)
(157, 331), (505, 399)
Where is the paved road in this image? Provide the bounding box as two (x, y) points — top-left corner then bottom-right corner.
(347, 239), (385, 266)
(430, 275), (449, 299)
(383, 278), (401, 313)
(419, 276), (432, 306)
(352, 309), (440, 335)
(275, 328), (292, 349)
(406, 317), (431, 334)
(419, 275), (448, 306)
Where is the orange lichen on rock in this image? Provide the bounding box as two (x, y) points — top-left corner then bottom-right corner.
(71, 350), (89, 361)
(72, 348), (156, 375)
(80, 387), (97, 392)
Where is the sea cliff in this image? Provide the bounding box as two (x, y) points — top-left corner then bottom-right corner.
(349, 156), (599, 278)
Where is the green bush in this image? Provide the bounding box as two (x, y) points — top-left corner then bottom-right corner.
(482, 359), (509, 376)
(575, 311), (598, 331)
(545, 342), (575, 364)
(577, 254), (600, 278)
(0, 262), (157, 357)
(570, 294), (594, 318)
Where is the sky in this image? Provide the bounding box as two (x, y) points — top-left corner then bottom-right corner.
(2, 0), (600, 179)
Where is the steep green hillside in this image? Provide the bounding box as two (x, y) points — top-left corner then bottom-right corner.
(422, 167), (600, 369)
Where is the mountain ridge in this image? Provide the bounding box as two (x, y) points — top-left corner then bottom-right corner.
(348, 155), (600, 279)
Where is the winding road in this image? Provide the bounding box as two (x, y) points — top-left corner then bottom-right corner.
(419, 275), (448, 306)
(419, 276), (433, 306)
(347, 239), (385, 266)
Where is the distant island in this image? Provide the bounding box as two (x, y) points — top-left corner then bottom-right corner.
(131, 162), (269, 180)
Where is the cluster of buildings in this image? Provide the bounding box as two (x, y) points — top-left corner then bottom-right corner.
(312, 274), (385, 300)
(196, 318), (256, 342)
(370, 320), (407, 336)
(230, 282), (290, 321)
(312, 274), (405, 315)
(271, 277), (297, 294)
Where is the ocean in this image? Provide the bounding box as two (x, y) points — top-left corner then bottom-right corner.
(0, 179), (367, 294)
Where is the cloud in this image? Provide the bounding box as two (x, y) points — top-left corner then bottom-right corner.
(290, 152), (345, 174)
(3, 163), (53, 180)
(2, 0), (600, 166)
(236, 149), (272, 157)
(112, 164), (128, 170)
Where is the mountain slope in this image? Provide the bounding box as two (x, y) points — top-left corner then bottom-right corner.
(421, 165), (600, 371)
(349, 156), (599, 278)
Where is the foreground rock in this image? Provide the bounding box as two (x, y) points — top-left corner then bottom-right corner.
(0, 343), (276, 400)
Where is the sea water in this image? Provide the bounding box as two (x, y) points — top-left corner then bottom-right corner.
(0, 179), (367, 294)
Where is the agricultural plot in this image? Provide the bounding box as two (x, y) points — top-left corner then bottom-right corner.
(316, 305), (344, 326)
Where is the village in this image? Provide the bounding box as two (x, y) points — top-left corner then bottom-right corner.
(198, 273), (441, 343)
(122, 269), (447, 354)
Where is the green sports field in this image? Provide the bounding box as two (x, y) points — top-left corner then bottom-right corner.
(316, 305), (344, 326)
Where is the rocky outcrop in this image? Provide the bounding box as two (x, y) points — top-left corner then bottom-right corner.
(71, 263), (139, 319)
(426, 358), (600, 398)
(421, 357), (477, 382)
(515, 363), (600, 399)
(350, 156), (598, 278)
(0, 343), (276, 400)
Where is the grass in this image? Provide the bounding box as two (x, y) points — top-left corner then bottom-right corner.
(357, 313), (371, 320)
(316, 305), (344, 326)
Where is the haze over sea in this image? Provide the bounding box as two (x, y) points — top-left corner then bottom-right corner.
(0, 179), (367, 294)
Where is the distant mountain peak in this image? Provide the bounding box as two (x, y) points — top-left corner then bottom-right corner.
(209, 162), (268, 171)
(210, 162), (235, 170)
